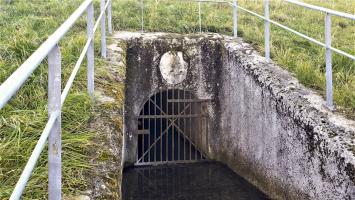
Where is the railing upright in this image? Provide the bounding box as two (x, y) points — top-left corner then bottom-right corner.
(285, 0), (355, 110)
(264, 0), (270, 62)
(48, 45), (62, 200)
(141, 0), (144, 32)
(108, 0), (113, 34)
(325, 13), (333, 109)
(101, 0), (107, 58)
(199, 2), (202, 32)
(87, 2), (95, 95)
(233, 0), (238, 38)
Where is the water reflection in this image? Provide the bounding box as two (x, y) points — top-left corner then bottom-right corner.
(122, 162), (269, 200)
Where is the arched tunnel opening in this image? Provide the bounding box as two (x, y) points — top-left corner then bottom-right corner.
(136, 89), (208, 165)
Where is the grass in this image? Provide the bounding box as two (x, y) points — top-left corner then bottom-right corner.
(0, 0), (354, 199)
(112, 0), (355, 119)
(0, 0), (108, 199)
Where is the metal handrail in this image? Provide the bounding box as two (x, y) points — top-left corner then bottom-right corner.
(0, 0), (92, 109)
(286, 0), (355, 20)
(231, 0), (354, 109)
(235, 5), (355, 60)
(178, 0), (354, 109)
(0, 0), (113, 199)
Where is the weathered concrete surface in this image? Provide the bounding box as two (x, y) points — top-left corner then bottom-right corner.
(219, 38), (355, 200)
(117, 32), (355, 199)
(159, 51), (188, 84)
(85, 42), (125, 200)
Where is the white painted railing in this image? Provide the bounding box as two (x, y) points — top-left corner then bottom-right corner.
(0, 0), (112, 199)
(140, 0), (355, 109)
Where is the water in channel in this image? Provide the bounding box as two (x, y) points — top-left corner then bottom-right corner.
(122, 162), (269, 200)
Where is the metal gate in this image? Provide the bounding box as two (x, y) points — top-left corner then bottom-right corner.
(136, 89), (209, 165)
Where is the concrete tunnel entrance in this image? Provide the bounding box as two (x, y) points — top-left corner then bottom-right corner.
(120, 33), (269, 200)
(119, 32), (355, 199)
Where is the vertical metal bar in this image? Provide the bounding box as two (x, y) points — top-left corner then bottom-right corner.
(154, 93), (156, 162)
(166, 89), (169, 162)
(136, 119), (138, 163)
(177, 89), (180, 161)
(142, 104), (145, 163)
(87, 3), (94, 95)
(325, 13), (334, 109)
(172, 89), (175, 161)
(264, 0), (270, 62)
(160, 89), (163, 162)
(198, 2), (202, 33)
(200, 103), (202, 160)
(108, 0), (112, 34)
(183, 89), (186, 161)
(100, 0), (107, 58)
(189, 92), (192, 160)
(141, 0), (144, 32)
(233, 0), (238, 38)
(205, 114), (208, 159)
(194, 101), (197, 160)
(48, 45), (62, 200)
(148, 97), (150, 162)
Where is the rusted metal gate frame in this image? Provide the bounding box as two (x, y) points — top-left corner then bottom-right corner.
(135, 88), (209, 166)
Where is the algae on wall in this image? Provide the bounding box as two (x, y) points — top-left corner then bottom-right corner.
(85, 41), (127, 199)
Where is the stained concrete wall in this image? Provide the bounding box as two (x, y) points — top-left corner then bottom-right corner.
(117, 32), (355, 199)
(120, 32), (223, 167)
(218, 39), (355, 199)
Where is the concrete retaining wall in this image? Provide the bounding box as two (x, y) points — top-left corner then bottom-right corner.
(118, 32), (355, 199)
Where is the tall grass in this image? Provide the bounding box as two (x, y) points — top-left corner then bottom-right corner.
(0, 0), (107, 199)
(112, 0), (355, 118)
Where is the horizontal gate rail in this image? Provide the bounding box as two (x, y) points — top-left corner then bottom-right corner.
(138, 114), (207, 119)
(0, 0), (112, 199)
(140, 0), (355, 110)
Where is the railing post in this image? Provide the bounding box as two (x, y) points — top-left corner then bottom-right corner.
(100, 0), (107, 58)
(108, 0), (112, 34)
(198, 1), (202, 33)
(87, 2), (94, 95)
(48, 44), (62, 200)
(325, 13), (334, 109)
(264, 0), (270, 62)
(141, 0), (144, 32)
(233, 0), (238, 38)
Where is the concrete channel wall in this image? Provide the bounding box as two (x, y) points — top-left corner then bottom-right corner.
(118, 32), (355, 199)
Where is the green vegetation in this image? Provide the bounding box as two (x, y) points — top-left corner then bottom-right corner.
(0, 0), (108, 199)
(113, 0), (355, 118)
(0, 0), (354, 199)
